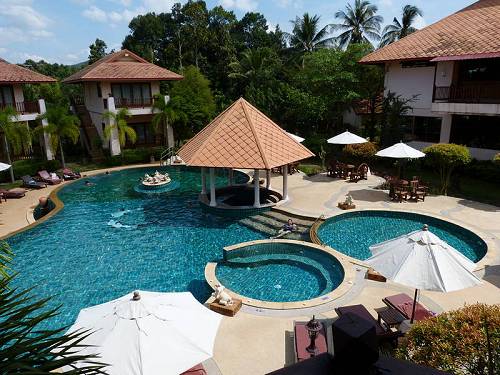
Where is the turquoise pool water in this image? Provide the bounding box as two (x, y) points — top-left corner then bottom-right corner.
(7, 167), (265, 329)
(216, 243), (344, 302)
(317, 210), (487, 262)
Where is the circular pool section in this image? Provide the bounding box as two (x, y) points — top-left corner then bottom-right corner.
(317, 210), (487, 262)
(214, 241), (345, 303)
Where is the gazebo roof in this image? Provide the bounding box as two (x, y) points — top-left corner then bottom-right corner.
(178, 98), (314, 169)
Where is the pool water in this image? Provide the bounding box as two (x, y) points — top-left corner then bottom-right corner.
(216, 243), (344, 302)
(7, 167), (265, 329)
(317, 210), (487, 262)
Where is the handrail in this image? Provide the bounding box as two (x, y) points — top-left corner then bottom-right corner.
(309, 214), (326, 245)
(159, 146), (175, 166)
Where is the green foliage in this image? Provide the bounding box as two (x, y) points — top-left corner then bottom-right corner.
(396, 304), (500, 375)
(379, 91), (416, 146)
(103, 108), (137, 150)
(342, 141), (378, 164)
(104, 147), (163, 166)
(0, 159), (61, 182)
(423, 143), (471, 195)
(298, 164), (323, 176)
(380, 5), (423, 47)
(88, 38), (107, 64)
(152, 94), (186, 147)
(494, 153), (500, 164)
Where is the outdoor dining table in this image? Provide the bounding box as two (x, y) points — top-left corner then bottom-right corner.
(342, 164), (355, 179)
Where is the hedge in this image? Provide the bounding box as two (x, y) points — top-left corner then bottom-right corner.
(0, 159), (62, 182)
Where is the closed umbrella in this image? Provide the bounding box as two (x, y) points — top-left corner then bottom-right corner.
(0, 162), (11, 172)
(65, 291), (222, 375)
(327, 131), (367, 145)
(366, 224), (481, 323)
(286, 132), (305, 143)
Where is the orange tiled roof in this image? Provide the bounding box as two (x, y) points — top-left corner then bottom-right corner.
(360, 0), (500, 64)
(62, 49), (183, 83)
(0, 58), (56, 84)
(177, 98), (315, 169)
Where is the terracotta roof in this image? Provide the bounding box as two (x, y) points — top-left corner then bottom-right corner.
(360, 0), (500, 64)
(177, 98), (315, 169)
(62, 49), (183, 83)
(0, 58), (56, 84)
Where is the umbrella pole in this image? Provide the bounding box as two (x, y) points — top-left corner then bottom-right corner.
(410, 289), (418, 324)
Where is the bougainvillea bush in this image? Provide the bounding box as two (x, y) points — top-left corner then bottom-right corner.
(396, 304), (500, 375)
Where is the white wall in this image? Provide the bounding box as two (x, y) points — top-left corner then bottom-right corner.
(434, 61), (454, 87)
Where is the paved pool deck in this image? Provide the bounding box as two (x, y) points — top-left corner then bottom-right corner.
(1, 164), (499, 375)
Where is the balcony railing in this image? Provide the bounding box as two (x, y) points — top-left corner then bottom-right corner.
(434, 83), (500, 104)
(0, 101), (40, 114)
(114, 97), (153, 108)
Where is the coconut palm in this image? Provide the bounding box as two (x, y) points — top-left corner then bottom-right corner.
(288, 13), (335, 53)
(0, 107), (31, 183)
(152, 94), (183, 148)
(229, 48), (275, 83)
(333, 0), (383, 49)
(380, 5), (423, 47)
(36, 106), (80, 168)
(102, 108), (136, 153)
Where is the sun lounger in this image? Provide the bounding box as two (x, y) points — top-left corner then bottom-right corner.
(38, 170), (62, 185)
(180, 364), (207, 375)
(22, 175), (47, 189)
(62, 168), (81, 180)
(383, 293), (434, 321)
(335, 304), (390, 337)
(0, 188), (26, 199)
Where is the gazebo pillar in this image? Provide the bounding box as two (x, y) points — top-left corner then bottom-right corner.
(266, 169), (271, 190)
(253, 169), (260, 208)
(282, 164), (288, 201)
(209, 168), (216, 207)
(201, 167), (207, 194)
(228, 168), (233, 186)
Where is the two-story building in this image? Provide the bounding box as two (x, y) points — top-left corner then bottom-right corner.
(0, 58), (56, 160)
(360, 0), (500, 160)
(62, 49), (183, 156)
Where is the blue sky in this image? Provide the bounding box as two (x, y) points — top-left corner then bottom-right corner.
(1, 0), (473, 64)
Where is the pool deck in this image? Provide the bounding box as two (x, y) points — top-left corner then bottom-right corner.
(1, 164), (499, 375)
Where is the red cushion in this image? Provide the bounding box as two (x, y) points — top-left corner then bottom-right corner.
(180, 364), (207, 375)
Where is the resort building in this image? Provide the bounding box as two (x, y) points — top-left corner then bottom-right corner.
(0, 58), (56, 160)
(360, 0), (500, 160)
(62, 49), (183, 156)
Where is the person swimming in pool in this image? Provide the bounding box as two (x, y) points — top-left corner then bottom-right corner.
(84, 180), (95, 186)
(271, 219), (297, 239)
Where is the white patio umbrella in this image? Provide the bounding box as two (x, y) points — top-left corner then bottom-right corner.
(375, 141), (425, 159)
(0, 162), (11, 172)
(286, 131), (305, 143)
(327, 130), (368, 145)
(65, 291), (222, 375)
(366, 225), (481, 323)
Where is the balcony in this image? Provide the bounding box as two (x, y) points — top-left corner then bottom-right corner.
(0, 101), (40, 114)
(434, 83), (500, 104)
(114, 97), (153, 108)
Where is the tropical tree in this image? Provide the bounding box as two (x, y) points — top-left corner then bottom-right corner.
(287, 13), (335, 57)
(152, 94), (183, 148)
(36, 106), (80, 168)
(0, 107), (31, 183)
(102, 108), (137, 153)
(88, 38), (107, 64)
(380, 5), (423, 47)
(333, 0), (383, 49)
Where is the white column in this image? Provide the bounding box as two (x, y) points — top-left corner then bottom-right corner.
(164, 95), (175, 149)
(266, 169), (271, 190)
(38, 99), (54, 160)
(253, 169), (261, 208)
(439, 114), (452, 143)
(228, 168), (233, 186)
(209, 167), (216, 207)
(106, 97), (121, 156)
(282, 164), (289, 201)
(201, 167), (207, 194)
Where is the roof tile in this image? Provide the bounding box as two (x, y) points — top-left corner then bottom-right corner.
(0, 58), (56, 84)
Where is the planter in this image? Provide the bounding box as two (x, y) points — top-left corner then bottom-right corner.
(338, 203), (356, 210)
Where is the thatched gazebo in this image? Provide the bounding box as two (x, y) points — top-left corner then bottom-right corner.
(177, 98), (314, 208)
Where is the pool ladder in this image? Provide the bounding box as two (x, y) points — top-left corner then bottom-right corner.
(309, 214), (326, 245)
(159, 146), (175, 166)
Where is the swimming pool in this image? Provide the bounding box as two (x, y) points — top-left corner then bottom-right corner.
(316, 210), (487, 262)
(6, 167), (265, 329)
(215, 241), (345, 303)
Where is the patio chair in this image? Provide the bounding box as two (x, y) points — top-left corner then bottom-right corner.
(391, 181), (409, 202)
(289, 162), (300, 174)
(0, 188), (26, 199)
(38, 170), (62, 185)
(181, 364), (207, 375)
(349, 163), (369, 183)
(409, 180), (427, 202)
(383, 293), (434, 321)
(22, 175), (47, 189)
(327, 160), (338, 178)
(335, 304), (400, 343)
(62, 168), (81, 180)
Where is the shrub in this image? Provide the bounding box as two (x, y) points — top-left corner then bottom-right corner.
(494, 153), (500, 164)
(0, 159), (62, 182)
(396, 304), (500, 375)
(102, 147), (164, 167)
(298, 164), (323, 176)
(423, 143), (471, 195)
(342, 141), (378, 164)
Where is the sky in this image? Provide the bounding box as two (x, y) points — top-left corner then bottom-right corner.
(0, 0), (473, 64)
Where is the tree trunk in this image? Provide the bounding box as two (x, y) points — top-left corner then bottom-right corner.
(163, 118), (168, 147)
(59, 140), (66, 168)
(177, 31), (183, 70)
(4, 134), (14, 183)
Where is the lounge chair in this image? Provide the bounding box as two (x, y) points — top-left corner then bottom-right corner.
(22, 175), (47, 189)
(335, 304), (399, 341)
(38, 170), (62, 185)
(180, 364), (207, 375)
(383, 293), (434, 321)
(349, 163), (369, 182)
(0, 188), (26, 199)
(62, 168), (81, 180)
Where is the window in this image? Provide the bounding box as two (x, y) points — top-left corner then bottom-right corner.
(0, 85), (14, 107)
(97, 83), (102, 98)
(458, 58), (500, 82)
(128, 123), (155, 146)
(111, 83), (151, 106)
(406, 116), (441, 143)
(450, 115), (500, 150)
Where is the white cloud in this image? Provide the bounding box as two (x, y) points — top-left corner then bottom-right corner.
(274, 0), (302, 8)
(83, 5), (107, 22)
(219, 0), (258, 12)
(21, 53), (51, 62)
(141, 0), (178, 13)
(413, 15), (427, 29)
(379, 0), (393, 6)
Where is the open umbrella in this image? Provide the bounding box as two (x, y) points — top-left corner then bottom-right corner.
(0, 162), (11, 172)
(327, 131), (367, 145)
(286, 132), (305, 143)
(366, 224), (481, 323)
(65, 291), (222, 375)
(375, 141), (425, 159)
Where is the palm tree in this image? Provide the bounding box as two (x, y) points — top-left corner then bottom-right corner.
(229, 48), (274, 83)
(333, 0), (383, 49)
(380, 5), (423, 47)
(288, 13), (335, 53)
(0, 107), (31, 183)
(102, 108), (136, 153)
(151, 94), (183, 149)
(36, 106), (80, 168)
